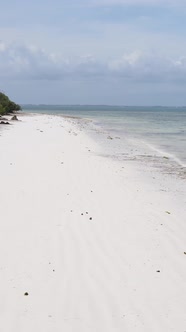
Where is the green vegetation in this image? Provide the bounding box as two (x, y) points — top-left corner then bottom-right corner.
(0, 92), (21, 116)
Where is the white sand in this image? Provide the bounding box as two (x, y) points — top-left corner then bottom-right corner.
(0, 114), (186, 332)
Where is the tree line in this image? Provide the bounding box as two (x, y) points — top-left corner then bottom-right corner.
(0, 92), (21, 115)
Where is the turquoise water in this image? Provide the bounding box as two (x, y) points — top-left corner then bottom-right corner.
(23, 105), (186, 167)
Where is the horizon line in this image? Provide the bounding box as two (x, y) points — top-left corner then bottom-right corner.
(21, 104), (186, 108)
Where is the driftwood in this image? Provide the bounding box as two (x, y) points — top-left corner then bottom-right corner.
(0, 121), (10, 125)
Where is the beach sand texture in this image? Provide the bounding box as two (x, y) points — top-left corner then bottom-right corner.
(0, 114), (186, 331)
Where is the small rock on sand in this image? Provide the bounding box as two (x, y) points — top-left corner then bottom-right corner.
(11, 115), (18, 121)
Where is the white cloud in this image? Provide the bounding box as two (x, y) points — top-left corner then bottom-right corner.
(1, 42), (186, 84)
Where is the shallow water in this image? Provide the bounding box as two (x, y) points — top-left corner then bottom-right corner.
(23, 105), (186, 170)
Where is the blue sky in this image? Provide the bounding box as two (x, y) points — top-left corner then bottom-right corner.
(1, 0), (186, 105)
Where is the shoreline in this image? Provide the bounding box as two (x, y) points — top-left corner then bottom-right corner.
(23, 110), (186, 175)
(22, 105), (186, 172)
(0, 113), (186, 331)
(61, 111), (186, 180)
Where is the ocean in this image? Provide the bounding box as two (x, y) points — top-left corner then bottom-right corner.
(23, 105), (186, 175)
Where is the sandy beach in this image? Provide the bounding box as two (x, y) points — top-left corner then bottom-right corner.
(0, 113), (186, 332)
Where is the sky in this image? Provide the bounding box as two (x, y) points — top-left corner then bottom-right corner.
(1, 0), (186, 105)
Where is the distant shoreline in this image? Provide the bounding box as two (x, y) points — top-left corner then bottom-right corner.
(22, 104), (186, 109)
